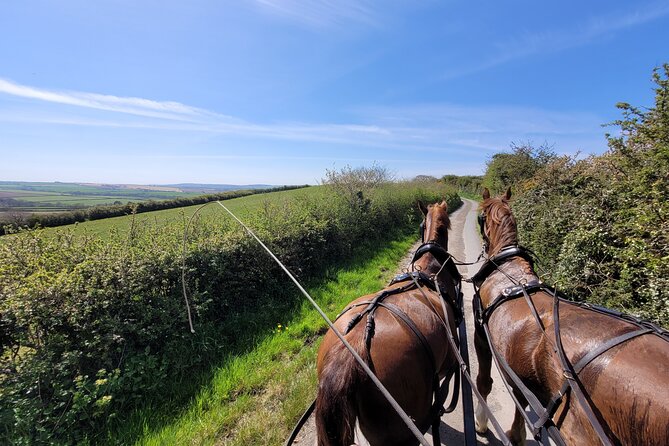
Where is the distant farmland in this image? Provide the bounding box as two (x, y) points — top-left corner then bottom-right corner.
(50, 186), (324, 239)
(0, 181), (276, 217)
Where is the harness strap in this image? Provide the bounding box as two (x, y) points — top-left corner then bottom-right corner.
(481, 320), (567, 444)
(431, 278), (462, 418)
(410, 242), (462, 283)
(337, 282), (415, 331)
(389, 271), (435, 289)
(376, 298), (457, 446)
(481, 279), (543, 323)
(425, 279), (511, 445)
(553, 294), (615, 446)
(470, 245), (536, 286)
(573, 327), (653, 375)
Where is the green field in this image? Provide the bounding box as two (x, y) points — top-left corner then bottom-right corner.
(45, 186), (324, 238)
(0, 181), (202, 213)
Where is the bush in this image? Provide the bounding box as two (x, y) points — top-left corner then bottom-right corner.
(511, 64), (669, 326)
(441, 174), (484, 196)
(483, 142), (556, 194)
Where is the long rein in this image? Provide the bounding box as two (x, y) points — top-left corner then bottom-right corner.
(469, 247), (570, 446)
(179, 201), (432, 446)
(408, 247), (513, 446)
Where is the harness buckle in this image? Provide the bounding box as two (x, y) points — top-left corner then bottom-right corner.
(563, 370), (576, 381)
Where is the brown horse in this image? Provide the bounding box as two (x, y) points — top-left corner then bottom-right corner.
(315, 201), (461, 446)
(472, 188), (669, 445)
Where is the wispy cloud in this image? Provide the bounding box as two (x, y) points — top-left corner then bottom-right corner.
(0, 78), (608, 155)
(443, 2), (669, 80)
(0, 78), (226, 122)
(252, 0), (378, 28)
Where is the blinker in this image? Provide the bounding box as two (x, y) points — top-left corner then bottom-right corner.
(477, 213), (486, 236)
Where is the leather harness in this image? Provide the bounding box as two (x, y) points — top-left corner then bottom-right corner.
(471, 245), (669, 446)
(333, 242), (463, 441)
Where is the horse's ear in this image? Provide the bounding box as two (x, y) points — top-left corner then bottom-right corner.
(440, 199), (448, 210)
(418, 200), (428, 216)
(482, 188), (490, 200)
(504, 187), (512, 200)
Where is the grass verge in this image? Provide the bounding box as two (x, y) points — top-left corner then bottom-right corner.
(105, 231), (417, 446)
(458, 192), (480, 201)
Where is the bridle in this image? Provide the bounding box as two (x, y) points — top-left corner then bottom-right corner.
(477, 211), (489, 252)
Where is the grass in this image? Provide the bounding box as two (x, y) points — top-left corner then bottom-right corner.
(40, 187), (324, 239)
(103, 231), (417, 446)
(458, 191), (480, 200)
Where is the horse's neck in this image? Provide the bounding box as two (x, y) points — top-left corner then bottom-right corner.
(479, 258), (538, 306)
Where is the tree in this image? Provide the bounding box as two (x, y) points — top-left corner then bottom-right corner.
(322, 163), (393, 210)
(483, 143), (556, 193)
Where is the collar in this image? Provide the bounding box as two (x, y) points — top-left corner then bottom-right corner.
(410, 242), (462, 283)
(470, 245), (536, 287)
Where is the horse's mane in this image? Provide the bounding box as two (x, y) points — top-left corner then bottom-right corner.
(481, 196), (517, 255)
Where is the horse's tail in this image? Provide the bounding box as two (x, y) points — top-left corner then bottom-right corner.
(315, 336), (366, 446)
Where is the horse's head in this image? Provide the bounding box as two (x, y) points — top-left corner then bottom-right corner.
(418, 200), (450, 248)
(480, 187), (518, 256)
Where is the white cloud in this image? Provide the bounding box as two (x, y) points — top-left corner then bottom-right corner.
(0, 79), (608, 156)
(0, 78), (227, 122)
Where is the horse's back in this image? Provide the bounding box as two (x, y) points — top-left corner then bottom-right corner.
(594, 332), (669, 445)
(489, 295), (669, 445)
(548, 302), (669, 445)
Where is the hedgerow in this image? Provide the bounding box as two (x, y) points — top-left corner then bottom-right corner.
(0, 177), (460, 445)
(511, 64), (669, 327)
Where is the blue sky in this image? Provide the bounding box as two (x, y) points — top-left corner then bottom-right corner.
(1, 1), (668, 185)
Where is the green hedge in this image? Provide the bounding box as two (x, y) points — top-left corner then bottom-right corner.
(0, 181), (460, 445)
(511, 65), (669, 327)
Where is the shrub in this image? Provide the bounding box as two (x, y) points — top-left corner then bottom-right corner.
(483, 142), (556, 194)
(511, 64), (669, 326)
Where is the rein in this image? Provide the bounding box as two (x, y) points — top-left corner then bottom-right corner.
(471, 244), (669, 446)
(213, 202), (432, 446)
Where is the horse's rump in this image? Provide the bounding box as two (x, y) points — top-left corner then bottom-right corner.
(316, 286), (454, 444)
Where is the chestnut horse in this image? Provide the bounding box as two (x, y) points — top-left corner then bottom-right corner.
(315, 201), (461, 446)
(472, 188), (669, 445)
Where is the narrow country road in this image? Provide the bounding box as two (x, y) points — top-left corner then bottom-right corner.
(427, 198), (537, 446)
(290, 198), (535, 445)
